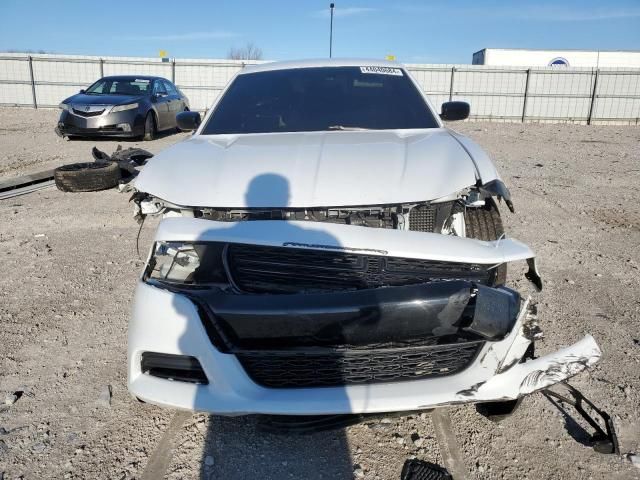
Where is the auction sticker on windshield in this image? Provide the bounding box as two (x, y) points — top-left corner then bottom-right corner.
(360, 66), (403, 76)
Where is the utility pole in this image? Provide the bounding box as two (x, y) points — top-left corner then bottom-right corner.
(329, 3), (335, 58)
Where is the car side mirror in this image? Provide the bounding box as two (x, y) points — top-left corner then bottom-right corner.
(440, 101), (470, 121)
(79, 89), (85, 94)
(176, 111), (201, 131)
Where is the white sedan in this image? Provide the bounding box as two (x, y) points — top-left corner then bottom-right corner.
(127, 59), (600, 418)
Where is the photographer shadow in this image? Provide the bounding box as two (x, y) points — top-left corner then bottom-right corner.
(174, 173), (374, 479)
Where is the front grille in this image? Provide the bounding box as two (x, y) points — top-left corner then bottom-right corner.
(72, 108), (105, 117)
(409, 205), (437, 232)
(237, 341), (484, 388)
(227, 244), (491, 293)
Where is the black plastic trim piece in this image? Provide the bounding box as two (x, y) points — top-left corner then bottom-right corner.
(141, 352), (208, 385)
(543, 383), (619, 455)
(177, 280), (520, 351)
(401, 459), (452, 480)
(480, 179), (515, 213)
(464, 285), (520, 340)
(189, 281), (478, 350)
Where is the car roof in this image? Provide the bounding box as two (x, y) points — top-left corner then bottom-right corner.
(239, 58), (404, 75)
(99, 75), (165, 81)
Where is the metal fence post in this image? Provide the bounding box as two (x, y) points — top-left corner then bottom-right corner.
(587, 69), (599, 125)
(171, 59), (176, 83)
(27, 56), (37, 109)
(449, 67), (455, 101)
(99, 58), (104, 77)
(521, 69), (531, 123)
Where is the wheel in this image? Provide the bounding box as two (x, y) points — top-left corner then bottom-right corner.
(54, 162), (121, 192)
(143, 112), (156, 141)
(464, 198), (507, 285)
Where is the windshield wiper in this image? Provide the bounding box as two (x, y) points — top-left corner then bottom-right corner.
(327, 125), (371, 131)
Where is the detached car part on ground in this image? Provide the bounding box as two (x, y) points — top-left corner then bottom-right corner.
(54, 146), (153, 192)
(127, 60), (602, 422)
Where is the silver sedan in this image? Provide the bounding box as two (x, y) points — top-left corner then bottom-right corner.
(56, 75), (189, 140)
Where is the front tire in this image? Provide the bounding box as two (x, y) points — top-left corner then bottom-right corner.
(143, 112), (156, 141)
(464, 198), (507, 285)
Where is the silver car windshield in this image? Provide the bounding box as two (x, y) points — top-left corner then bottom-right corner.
(85, 78), (151, 95)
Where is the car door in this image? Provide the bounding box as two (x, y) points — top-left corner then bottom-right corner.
(163, 80), (183, 127)
(152, 80), (170, 130)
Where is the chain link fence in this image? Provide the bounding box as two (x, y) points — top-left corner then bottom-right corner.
(1, 53), (639, 125)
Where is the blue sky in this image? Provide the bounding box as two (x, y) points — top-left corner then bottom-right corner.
(1, 0), (639, 63)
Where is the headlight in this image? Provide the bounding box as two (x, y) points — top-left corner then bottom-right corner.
(111, 102), (139, 113)
(145, 241), (227, 285)
(58, 103), (69, 110)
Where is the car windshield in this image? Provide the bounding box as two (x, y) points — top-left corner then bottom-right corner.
(201, 66), (439, 134)
(85, 78), (151, 95)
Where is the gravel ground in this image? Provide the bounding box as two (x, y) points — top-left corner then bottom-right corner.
(0, 107), (639, 480)
(0, 107), (189, 179)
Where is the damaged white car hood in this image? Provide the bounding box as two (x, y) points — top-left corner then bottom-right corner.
(135, 129), (496, 207)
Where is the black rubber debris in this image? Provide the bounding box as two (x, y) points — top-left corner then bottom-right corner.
(543, 382), (619, 455)
(92, 145), (154, 180)
(54, 162), (121, 192)
(401, 459), (453, 480)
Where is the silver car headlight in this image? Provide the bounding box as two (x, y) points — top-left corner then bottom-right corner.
(144, 241), (227, 285)
(58, 103), (69, 111)
(148, 242), (200, 283)
(111, 102), (139, 113)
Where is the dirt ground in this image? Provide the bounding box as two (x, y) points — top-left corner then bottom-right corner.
(0, 107), (639, 480)
(0, 107), (190, 178)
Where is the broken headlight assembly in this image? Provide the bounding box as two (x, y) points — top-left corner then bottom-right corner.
(145, 241), (228, 286)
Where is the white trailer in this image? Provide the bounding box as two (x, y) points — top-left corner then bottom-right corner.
(473, 48), (640, 68)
